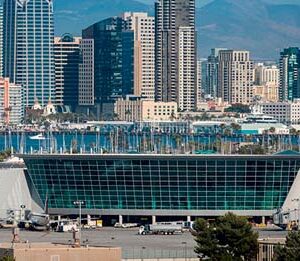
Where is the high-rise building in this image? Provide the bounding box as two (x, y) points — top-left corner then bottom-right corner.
(0, 78), (23, 125)
(78, 39), (94, 107)
(0, 4), (3, 78)
(218, 50), (254, 104)
(122, 12), (155, 100)
(3, 0), (55, 108)
(54, 34), (81, 110)
(279, 47), (300, 102)
(253, 63), (279, 103)
(80, 17), (134, 119)
(196, 60), (202, 109)
(155, 0), (197, 111)
(255, 64), (279, 86)
(206, 48), (228, 98)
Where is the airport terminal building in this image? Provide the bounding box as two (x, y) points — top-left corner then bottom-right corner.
(20, 153), (300, 222)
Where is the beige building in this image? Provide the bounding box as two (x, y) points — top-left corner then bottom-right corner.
(253, 83), (278, 102)
(0, 243), (121, 261)
(254, 99), (300, 124)
(142, 101), (177, 121)
(114, 96), (142, 122)
(255, 64), (279, 86)
(0, 78), (23, 125)
(123, 12), (155, 100)
(218, 50), (254, 104)
(114, 96), (178, 122)
(253, 64), (279, 102)
(178, 26), (197, 111)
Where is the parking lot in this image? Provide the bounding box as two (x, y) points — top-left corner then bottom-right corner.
(0, 227), (289, 259)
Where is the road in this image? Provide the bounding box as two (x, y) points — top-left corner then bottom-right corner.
(0, 227), (289, 259)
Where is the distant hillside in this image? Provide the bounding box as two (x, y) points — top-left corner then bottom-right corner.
(54, 0), (300, 59)
(198, 0), (300, 58)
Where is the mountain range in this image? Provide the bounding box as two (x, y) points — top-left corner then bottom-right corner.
(54, 0), (300, 59)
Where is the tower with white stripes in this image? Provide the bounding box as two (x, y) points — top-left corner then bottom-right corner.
(3, 0), (55, 107)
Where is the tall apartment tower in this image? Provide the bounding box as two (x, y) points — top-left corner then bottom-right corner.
(3, 0), (55, 108)
(279, 47), (300, 101)
(206, 48), (227, 98)
(0, 4), (3, 78)
(122, 12), (155, 100)
(78, 39), (94, 107)
(218, 50), (254, 104)
(54, 34), (81, 110)
(155, 0), (197, 111)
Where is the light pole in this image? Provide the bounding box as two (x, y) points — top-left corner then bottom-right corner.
(73, 201), (85, 242)
(182, 242), (187, 261)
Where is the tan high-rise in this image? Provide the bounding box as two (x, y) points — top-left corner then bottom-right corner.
(155, 0), (197, 111)
(123, 12), (155, 100)
(218, 50), (254, 104)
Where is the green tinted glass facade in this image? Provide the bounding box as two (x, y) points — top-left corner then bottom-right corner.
(23, 155), (300, 213)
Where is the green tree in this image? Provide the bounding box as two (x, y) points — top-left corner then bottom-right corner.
(273, 231), (300, 261)
(225, 104), (251, 114)
(269, 127), (276, 134)
(194, 213), (258, 261)
(238, 144), (266, 155)
(0, 256), (15, 261)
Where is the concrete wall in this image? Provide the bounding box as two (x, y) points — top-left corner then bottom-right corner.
(0, 244), (121, 261)
(0, 167), (42, 218)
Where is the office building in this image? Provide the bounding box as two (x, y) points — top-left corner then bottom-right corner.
(253, 64), (279, 102)
(253, 84), (279, 103)
(54, 34), (81, 110)
(255, 64), (279, 86)
(279, 47), (300, 102)
(80, 17), (134, 119)
(0, 4), (3, 77)
(21, 153), (300, 221)
(206, 48), (228, 98)
(78, 39), (94, 107)
(218, 50), (254, 104)
(122, 12), (155, 100)
(0, 78), (23, 125)
(254, 100), (300, 124)
(114, 95), (178, 122)
(114, 95), (143, 122)
(3, 0), (55, 108)
(155, 0), (197, 111)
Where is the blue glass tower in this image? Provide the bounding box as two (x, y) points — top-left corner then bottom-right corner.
(3, 0), (55, 107)
(279, 47), (300, 101)
(81, 17), (134, 119)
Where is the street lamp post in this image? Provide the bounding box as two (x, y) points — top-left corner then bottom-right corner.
(73, 201), (85, 242)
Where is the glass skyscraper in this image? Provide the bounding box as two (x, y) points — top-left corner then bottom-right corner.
(3, 0), (55, 107)
(279, 47), (300, 101)
(80, 17), (134, 119)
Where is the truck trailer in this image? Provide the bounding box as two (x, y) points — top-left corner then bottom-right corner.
(139, 223), (183, 235)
